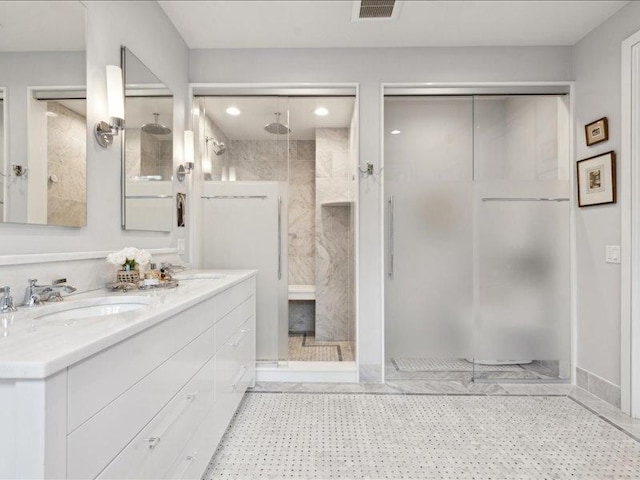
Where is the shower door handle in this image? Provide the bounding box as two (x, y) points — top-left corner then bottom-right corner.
(389, 196), (394, 279)
(277, 196), (282, 280)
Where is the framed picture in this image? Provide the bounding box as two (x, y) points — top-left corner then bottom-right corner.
(585, 117), (609, 146)
(577, 151), (616, 207)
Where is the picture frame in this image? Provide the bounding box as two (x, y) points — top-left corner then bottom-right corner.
(585, 117), (609, 146)
(576, 151), (616, 207)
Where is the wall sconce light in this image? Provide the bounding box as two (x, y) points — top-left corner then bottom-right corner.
(95, 65), (125, 148)
(177, 130), (195, 182)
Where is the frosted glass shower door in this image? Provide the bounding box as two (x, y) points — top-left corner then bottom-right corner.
(202, 181), (289, 363)
(473, 95), (571, 379)
(384, 97), (474, 361)
(475, 200), (571, 363)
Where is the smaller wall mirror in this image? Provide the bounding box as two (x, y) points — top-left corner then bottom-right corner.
(122, 46), (173, 232)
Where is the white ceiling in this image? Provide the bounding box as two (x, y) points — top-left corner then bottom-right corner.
(159, 0), (628, 49)
(199, 96), (355, 140)
(0, 1), (85, 52)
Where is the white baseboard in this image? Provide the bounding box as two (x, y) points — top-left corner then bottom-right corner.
(256, 361), (358, 383)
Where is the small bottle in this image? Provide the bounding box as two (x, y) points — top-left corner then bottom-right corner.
(144, 263), (160, 286)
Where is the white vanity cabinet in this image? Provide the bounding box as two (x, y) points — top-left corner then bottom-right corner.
(0, 273), (256, 480)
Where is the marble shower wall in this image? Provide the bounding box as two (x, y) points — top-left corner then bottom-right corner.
(288, 140), (316, 286)
(46, 101), (86, 227)
(224, 139), (288, 181)
(315, 128), (353, 342)
(124, 128), (173, 180)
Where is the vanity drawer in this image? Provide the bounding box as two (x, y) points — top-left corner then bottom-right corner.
(214, 318), (254, 429)
(166, 318), (255, 480)
(214, 278), (254, 322)
(67, 297), (216, 432)
(213, 295), (253, 354)
(164, 406), (219, 480)
(96, 357), (215, 480)
(67, 327), (214, 480)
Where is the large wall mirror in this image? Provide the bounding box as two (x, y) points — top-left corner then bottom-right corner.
(0, 1), (86, 227)
(122, 46), (174, 232)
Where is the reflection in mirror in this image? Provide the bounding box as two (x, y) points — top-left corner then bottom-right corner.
(0, 1), (86, 227)
(122, 47), (173, 232)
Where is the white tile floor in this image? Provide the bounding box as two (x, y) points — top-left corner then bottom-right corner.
(203, 385), (640, 480)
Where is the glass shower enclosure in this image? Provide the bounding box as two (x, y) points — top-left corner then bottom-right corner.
(384, 93), (571, 382)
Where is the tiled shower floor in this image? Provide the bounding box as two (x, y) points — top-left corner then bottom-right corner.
(204, 390), (640, 479)
(387, 358), (561, 382)
(288, 332), (354, 362)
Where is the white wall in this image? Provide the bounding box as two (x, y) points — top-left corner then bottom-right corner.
(190, 46), (573, 381)
(0, 1), (188, 256)
(573, 2), (640, 387)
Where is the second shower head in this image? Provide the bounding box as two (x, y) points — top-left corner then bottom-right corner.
(206, 136), (227, 155)
(264, 112), (290, 135)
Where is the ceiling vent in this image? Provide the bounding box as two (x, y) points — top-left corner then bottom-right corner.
(352, 0), (402, 21)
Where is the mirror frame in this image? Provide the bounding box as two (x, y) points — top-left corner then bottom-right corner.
(0, 87), (6, 221)
(120, 45), (127, 229)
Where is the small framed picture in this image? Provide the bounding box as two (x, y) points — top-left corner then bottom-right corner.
(585, 117), (609, 146)
(577, 151), (616, 207)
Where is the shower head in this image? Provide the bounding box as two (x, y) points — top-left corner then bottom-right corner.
(142, 113), (171, 135)
(264, 112), (290, 135)
(206, 136), (227, 156)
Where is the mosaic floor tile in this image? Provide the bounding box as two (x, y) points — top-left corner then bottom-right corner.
(204, 393), (640, 479)
(288, 332), (354, 362)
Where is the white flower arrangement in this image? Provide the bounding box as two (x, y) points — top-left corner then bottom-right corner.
(107, 247), (152, 271)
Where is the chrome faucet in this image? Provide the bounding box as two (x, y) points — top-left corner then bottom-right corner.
(23, 278), (77, 307)
(159, 262), (189, 280)
(0, 286), (16, 313)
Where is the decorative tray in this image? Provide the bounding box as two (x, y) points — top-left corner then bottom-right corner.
(105, 279), (179, 292)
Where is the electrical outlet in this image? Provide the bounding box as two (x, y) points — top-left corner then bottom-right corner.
(177, 238), (185, 255)
(605, 245), (621, 264)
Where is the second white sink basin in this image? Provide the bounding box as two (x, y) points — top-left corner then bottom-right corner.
(174, 272), (227, 281)
(33, 296), (151, 322)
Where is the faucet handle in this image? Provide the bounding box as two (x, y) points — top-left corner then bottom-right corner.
(1, 286), (17, 313)
(28, 279), (38, 286)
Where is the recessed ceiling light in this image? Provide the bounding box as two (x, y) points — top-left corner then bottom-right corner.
(314, 107), (329, 116)
(391, 129), (401, 135)
(226, 106), (241, 116)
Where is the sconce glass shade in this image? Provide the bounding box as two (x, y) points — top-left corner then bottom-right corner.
(106, 65), (124, 120)
(184, 130), (194, 164)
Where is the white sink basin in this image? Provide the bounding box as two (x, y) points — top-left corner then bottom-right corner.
(33, 296), (151, 322)
(174, 272), (226, 281)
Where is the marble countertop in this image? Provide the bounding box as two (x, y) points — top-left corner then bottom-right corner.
(0, 270), (256, 380)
